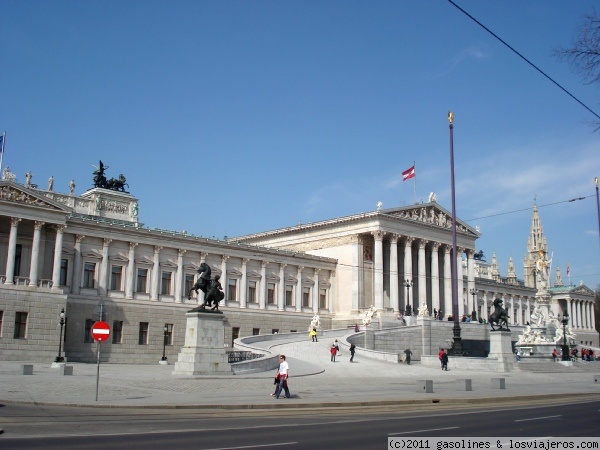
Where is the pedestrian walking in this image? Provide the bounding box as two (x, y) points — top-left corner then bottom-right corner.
(438, 348), (445, 369)
(350, 343), (356, 362)
(334, 339), (340, 355)
(309, 327), (317, 342)
(440, 349), (448, 371)
(273, 355), (291, 399)
(330, 344), (337, 362)
(404, 348), (412, 365)
(552, 348), (558, 362)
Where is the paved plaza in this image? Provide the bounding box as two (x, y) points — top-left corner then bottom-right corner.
(1, 332), (599, 409)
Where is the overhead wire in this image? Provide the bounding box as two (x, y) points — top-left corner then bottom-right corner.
(447, 0), (600, 121)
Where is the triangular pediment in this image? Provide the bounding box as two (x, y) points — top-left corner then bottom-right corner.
(571, 284), (595, 296)
(109, 252), (129, 263)
(135, 255), (154, 265)
(381, 203), (480, 237)
(82, 250), (103, 259)
(160, 259), (178, 268)
(0, 181), (72, 213)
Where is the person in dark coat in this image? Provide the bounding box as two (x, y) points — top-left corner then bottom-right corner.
(404, 348), (413, 365)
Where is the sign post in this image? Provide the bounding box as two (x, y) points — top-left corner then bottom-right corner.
(91, 321), (110, 401)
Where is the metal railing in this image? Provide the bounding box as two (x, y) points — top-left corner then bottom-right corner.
(227, 351), (263, 363)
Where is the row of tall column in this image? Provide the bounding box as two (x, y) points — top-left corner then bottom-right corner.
(370, 232), (473, 318)
(567, 298), (596, 330)
(3, 217), (326, 313)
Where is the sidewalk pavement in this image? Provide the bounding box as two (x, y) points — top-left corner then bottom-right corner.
(1, 333), (600, 409)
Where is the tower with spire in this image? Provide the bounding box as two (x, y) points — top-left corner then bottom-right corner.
(523, 200), (549, 289)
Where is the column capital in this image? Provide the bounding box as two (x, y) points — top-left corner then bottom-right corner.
(129, 241), (138, 249)
(54, 224), (66, 233)
(34, 221), (45, 230)
(431, 241), (441, 251)
(153, 245), (162, 253)
(389, 234), (399, 244)
(372, 230), (385, 240)
(418, 239), (428, 248)
(200, 252), (209, 259)
(10, 217), (22, 227)
(314, 268), (321, 275)
(221, 254), (230, 262)
(242, 258), (250, 265)
(103, 238), (112, 246)
(77, 234), (86, 243)
(178, 249), (186, 257)
(404, 236), (414, 246)
(297, 265), (304, 273)
(261, 260), (269, 268)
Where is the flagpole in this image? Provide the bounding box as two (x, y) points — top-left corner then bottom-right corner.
(0, 132), (5, 174)
(412, 161), (416, 204)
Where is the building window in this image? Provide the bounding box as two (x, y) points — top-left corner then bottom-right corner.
(302, 287), (310, 307)
(139, 322), (149, 345)
(112, 321), (123, 344)
(272, 329), (279, 334)
(231, 326), (240, 347)
(14, 311), (28, 339)
(248, 281), (256, 303)
(319, 289), (327, 309)
(14, 244), (22, 277)
(227, 278), (237, 301)
(84, 319), (94, 343)
(164, 323), (173, 346)
(136, 268), (148, 293)
(161, 271), (172, 295)
(83, 262), (96, 288)
(267, 283), (275, 304)
(60, 259), (68, 286)
(185, 274), (195, 295)
(252, 328), (260, 336)
(285, 285), (293, 306)
(110, 265), (123, 291)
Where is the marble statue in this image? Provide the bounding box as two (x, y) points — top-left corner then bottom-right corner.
(417, 303), (429, 316)
(47, 176), (54, 191)
(362, 305), (377, 327)
(530, 303), (545, 327)
(25, 171), (32, 187)
(69, 179), (75, 196)
(308, 314), (321, 331)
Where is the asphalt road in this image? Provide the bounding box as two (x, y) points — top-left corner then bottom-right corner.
(1, 399), (599, 450)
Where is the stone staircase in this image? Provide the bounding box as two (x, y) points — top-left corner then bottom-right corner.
(517, 358), (600, 373)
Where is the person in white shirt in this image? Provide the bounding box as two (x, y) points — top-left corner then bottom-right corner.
(274, 355), (291, 399)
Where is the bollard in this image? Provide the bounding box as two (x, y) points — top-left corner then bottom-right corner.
(22, 364), (33, 375)
(457, 379), (472, 391)
(491, 378), (506, 389)
(60, 365), (73, 376)
(417, 380), (433, 393)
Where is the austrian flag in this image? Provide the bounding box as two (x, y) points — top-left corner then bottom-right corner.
(402, 165), (415, 181)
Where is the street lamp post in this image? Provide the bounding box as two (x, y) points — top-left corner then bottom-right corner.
(403, 279), (413, 316)
(561, 311), (570, 362)
(161, 325), (168, 362)
(448, 111), (466, 356)
(54, 308), (66, 363)
(469, 288), (477, 321)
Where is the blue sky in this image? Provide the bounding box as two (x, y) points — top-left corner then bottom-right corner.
(2, 1), (600, 288)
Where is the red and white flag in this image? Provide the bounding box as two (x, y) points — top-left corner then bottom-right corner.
(402, 165), (415, 181)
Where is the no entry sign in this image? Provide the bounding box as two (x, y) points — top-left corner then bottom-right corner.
(91, 321), (110, 342)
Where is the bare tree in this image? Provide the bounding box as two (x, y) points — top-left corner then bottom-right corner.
(555, 9), (600, 129)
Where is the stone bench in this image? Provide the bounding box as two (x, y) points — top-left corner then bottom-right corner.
(22, 364), (33, 375)
(456, 379), (472, 391)
(491, 377), (506, 389)
(417, 380), (433, 393)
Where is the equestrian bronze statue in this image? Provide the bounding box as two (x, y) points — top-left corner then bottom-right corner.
(188, 263), (225, 312)
(488, 298), (510, 331)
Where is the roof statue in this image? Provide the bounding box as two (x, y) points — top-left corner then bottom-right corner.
(92, 160), (129, 192)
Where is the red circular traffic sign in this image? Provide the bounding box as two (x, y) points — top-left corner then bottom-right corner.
(91, 321), (111, 342)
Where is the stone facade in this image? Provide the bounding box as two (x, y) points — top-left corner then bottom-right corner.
(0, 176), (596, 364)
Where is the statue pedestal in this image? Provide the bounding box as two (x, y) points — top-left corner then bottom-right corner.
(488, 331), (515, 372)
(172, 312), (231, 375)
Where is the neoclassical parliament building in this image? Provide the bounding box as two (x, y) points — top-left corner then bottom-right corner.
(0, 171), (596, 363)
